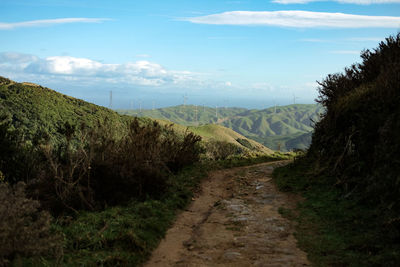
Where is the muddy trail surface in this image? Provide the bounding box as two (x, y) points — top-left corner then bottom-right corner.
(145, 161), (309, 267)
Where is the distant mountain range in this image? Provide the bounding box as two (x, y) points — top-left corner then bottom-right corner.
(118, 104), (324, 151)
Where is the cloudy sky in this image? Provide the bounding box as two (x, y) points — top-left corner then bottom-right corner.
(1, 0), (399, 109)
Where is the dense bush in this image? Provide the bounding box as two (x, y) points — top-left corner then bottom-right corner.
(204, 140), (242, 160)
(308, 33), (400, 258)
(236, 138), (254, 150)
(0, 113), (25, 183)
(0, 182), (62, 265)
(33, 118), (202, 214)
(162, 126), (202, 172)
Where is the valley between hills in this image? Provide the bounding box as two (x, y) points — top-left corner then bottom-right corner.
(118, 103), (323, 151)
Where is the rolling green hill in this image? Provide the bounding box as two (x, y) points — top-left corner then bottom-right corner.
(118, 105), (247, 126)
(153, 118), (273, 155)
(188, 124), (272, 154)
(118, 104), (323, 151)
(0, 76), (270, 155)
(221, 104), (323, 151)
(0, 76), (130, 143)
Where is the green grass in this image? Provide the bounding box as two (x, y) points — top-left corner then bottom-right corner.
(273, 158), (400, 267)
(156, 120), (273, 155)
(188, 124), (273, 154)
(20, 164), (207, 266)
(0, 77), (132, 144)
(208, 152), (292, 169)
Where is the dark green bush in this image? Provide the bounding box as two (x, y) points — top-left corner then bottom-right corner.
(236, 138), (254, 150)
(0, 182), (62, 265)
(162, 126), (202, 172)
(204, 140), (242, 160)
(33, 118), (202, 214)
(307, 33), (400, 261)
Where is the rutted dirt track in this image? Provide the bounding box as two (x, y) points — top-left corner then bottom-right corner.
(145, 161), (309, 267)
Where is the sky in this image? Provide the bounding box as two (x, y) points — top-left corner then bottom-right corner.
(0, 0), (399, 109)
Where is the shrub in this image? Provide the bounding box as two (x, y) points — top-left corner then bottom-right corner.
(236, 138), (253, 150)
(305, 33), (400, 261)
(0, 182), (62, 265)
(204, 140), (242, 160)
(162, 126), (202, 172)
(33, 118), (202, 213)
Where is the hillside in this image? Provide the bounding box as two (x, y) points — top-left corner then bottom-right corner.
(153, 119), (273, 155)
(118, 105), (247, 126)
(118, 104), (323, 151)
(189, 124), (273, 154)
(0, 76), (270, 156)
(0, 76), (286, 266)
(0, 76), (130, 143)
(220, 104), (323, 150)
(273, 34), (400, 265)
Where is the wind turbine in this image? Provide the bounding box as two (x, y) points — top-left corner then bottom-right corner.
(293, 94), (300, 105)
(109, 90), (113, 109)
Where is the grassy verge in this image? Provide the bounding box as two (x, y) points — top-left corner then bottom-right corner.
(273, 158), (400, 266)
(18, 164), (205, 266)
(213, 152), (293, 169)
(22, 153), (288, 266)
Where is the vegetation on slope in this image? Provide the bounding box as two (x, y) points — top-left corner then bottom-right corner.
(274, 33), (400, 266)
(0, 77), (203, 264)
(151, 118), (273, 161)
(0, 77), (284, 265)
(0, 77), (130, 144)
(118, 105), (246, 126)
(118, 104), (322, 151)
(188, 124), (272, 154)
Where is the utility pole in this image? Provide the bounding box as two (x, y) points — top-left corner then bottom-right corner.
(216, 105), (218, 119)
(194, 105), (198, 125)
(139, 100), (142, 113)
(181, 94), (188, 114)
(152, 101), (155, 111)
(109, 90), (113, 109)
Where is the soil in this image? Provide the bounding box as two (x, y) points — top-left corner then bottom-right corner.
(144, 161), (309, 267)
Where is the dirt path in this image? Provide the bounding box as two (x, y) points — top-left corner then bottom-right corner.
(145, 161), (309, 267)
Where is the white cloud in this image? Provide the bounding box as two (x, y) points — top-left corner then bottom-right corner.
(346, 37), (384, 42)
(184, 10), (400, 28)
(272, 0), (400, 4)
(135, 54), (151, 58)
(0, 53), (197, 87)
(0, 18), (110, 30)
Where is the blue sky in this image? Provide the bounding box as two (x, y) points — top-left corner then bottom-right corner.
(1, 0), (399, 109)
